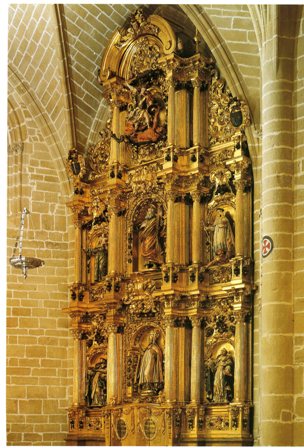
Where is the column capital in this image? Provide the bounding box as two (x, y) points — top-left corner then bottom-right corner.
(166, 190), (178, 202)
(191, 191), (201, 202)
(164, 316), (176, 328)
(234, 309), (251, 324)
(191, 78), (202, 89)
(190, 316), (202, 328)
(71, 329), (87, 340)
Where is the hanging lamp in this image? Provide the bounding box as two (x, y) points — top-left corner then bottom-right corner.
(9, 207), (45, 279)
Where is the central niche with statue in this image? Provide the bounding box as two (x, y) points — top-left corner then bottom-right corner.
(65, 7), (254, 447)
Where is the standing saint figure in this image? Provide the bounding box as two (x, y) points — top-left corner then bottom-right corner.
(205, 208), (235, 266)
(213, 348), (234, 403)
(139, 205), (164, 268)
(94, 238), (108, 282)
(136, 330), (164, 395)
(89, 359), (107, 406)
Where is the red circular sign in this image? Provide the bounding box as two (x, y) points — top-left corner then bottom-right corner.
(262, 236), (274, 258)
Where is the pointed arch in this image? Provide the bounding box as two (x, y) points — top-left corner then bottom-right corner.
(8, 66), (72, 199)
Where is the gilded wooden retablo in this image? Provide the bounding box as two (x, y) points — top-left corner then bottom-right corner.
(65, 9), (253, 446)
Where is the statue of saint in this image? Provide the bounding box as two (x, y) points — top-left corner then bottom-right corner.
(86, 359), (107, 406)
(94, 242), (108, 282)
(139, 206), (164, 268)
(213, 348), (234, 403)
(205, 357), (216, 401)
(136, 330), (164, 395)
(205, 208), (235, 266)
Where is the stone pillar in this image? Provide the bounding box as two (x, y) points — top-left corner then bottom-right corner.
(167, 78), (175, 146)
(260, 6), (294, 444)
(166, 191), (175, 264)
(192, 79), (201, 147)
(107, 325), (122, 404)
(233, 308), (248, 403)
(165, 316), (176, 402)
(72, 330), (86, 406)
(190, 317), (202, 403)
(192, 192), (202, 264)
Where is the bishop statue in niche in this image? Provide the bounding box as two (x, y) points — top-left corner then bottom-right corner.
(139, 205), (165, 269)
(135, 329), (164, 397)
(204, 208), (235, 268)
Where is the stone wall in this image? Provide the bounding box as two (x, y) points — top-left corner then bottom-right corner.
(7, 124), (74, 444)
(293, 7), (304, 444)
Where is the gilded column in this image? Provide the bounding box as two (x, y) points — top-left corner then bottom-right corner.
(234, 179), (245, 257)
(81, 227), (87, 284)
(180, 199), (190, 265)
(177, 319), (191, 402)
(74, 220), (82, 283)
(164, 316), (176, 402)
(108, 198), (125, 275)
(72, 329), (87, 406)
(106, 324), (122, 404)
(192, 79), (201, 147)
(175, 89), (190, 148)
(192, 192), (202, 264)
(167, 77), (175, 146)
(110, 104), (120, 163)
(190, 316), (202, 403)
(233, 307), (248, 403)
(166, 191), (175, 264)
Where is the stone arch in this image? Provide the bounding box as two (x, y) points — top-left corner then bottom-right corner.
(8, 66), (72, 199)
(7, 97), (27, 146)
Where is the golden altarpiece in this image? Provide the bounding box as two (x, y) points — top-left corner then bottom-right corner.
(65, 9), (253, 446)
